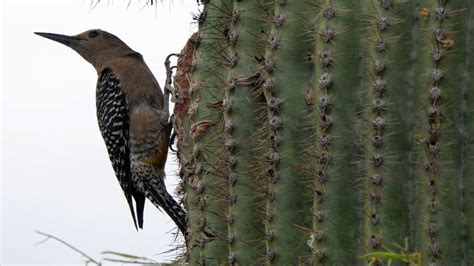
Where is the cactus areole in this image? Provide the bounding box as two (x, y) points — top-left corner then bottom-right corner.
(173, 0), (474, 264)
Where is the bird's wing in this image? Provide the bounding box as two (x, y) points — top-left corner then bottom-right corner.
(96, 68), (145, 229)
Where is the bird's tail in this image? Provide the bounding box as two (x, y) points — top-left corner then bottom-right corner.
(143, 179), (187, 236)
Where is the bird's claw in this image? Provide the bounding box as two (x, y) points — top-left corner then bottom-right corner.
(164, 53), (180, 107)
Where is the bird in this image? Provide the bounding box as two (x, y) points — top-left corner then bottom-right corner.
(35, 29), (187, 236)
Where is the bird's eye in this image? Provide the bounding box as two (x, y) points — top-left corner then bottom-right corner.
(88, 31), (99, 38)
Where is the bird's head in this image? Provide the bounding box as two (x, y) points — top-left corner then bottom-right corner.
(35, 29), (137, 71)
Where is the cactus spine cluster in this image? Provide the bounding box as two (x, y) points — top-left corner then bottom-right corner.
(174, 0), (474, 264)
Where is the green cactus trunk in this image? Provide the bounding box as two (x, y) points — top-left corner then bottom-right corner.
(174, 0), (474, 264)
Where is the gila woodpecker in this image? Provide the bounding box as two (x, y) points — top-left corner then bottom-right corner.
(35, 29), (186, 235)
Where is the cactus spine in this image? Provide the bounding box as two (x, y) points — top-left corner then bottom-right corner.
(224, 1), (269, 264)
(262, 1), (315, 264)
(310, 1), (365, 263)
(179, 1), (231, 263)
(360, 0), (414, 260)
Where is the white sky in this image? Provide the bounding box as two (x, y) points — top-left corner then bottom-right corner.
(1, 0), (199, 264)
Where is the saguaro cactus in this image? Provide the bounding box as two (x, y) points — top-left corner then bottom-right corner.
(173, 0), (474, 264)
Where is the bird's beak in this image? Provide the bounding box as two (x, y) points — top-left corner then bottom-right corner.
(34, 32), (81, 47)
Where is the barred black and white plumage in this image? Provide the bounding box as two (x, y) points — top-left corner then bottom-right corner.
(96, 69), (145, 229)
(36, 29), (187, 236)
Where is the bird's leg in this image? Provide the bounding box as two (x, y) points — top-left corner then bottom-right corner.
(164, 53), (180, 116)
(169, 65), (178, 104)
(168, 114), (178, 152)
(164, 53), (180, 152)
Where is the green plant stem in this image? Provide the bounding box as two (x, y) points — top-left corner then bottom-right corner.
(224, 0), (270, 264)
(262, 1), (314, 264)
(311, 1), (364, 264)
(187, 1), (232, 263)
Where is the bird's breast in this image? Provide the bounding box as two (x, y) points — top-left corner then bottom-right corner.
(128, 103), (169, 168)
